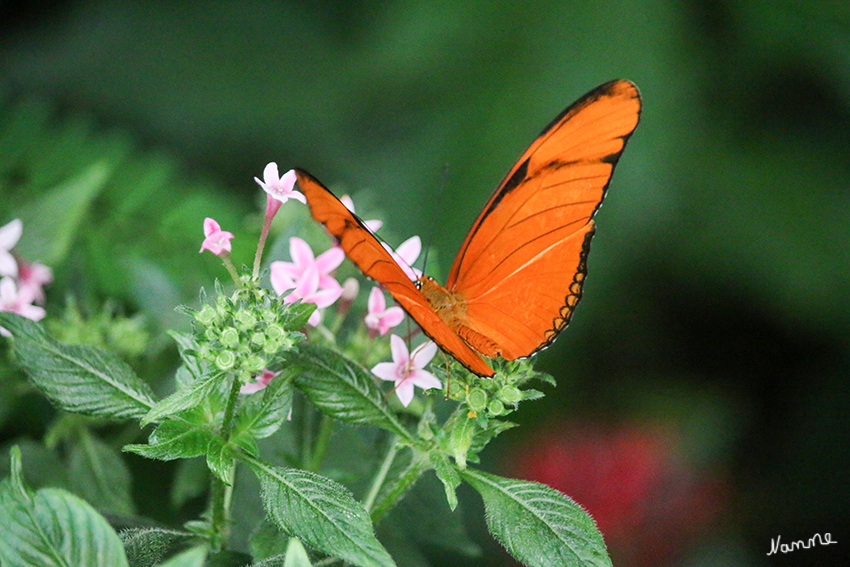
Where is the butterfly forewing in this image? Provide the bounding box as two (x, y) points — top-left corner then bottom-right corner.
(445, 80), (641, 357)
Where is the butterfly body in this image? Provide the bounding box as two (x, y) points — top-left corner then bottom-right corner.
(296, 79), (641, 377)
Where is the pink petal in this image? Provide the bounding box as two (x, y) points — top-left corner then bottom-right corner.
(367, 287), (386, 314)
(263, 162), (280, 186)
(371, 361), (400, 382)
(289, 237), (315, 268)
(295, 266), (320, 298)
(389, 334), (410, 366)
(269, 262), (297, 296)
(310, 286), (343, 308)
(203, 218), (221, 237)
(315, 246), (344, 273)
(318, 274), (342, 291)
(411, 341), (438, 368)
(0, 252), (17, 278)
(0, 219), (22, 250)
(394, 379), (416, 407)
(409, 369), (441, 391)
(380, 307), (404, 333)
(307, 309), (322, 327)
(396, 236), (421, 266)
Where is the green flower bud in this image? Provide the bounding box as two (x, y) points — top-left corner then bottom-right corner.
(263, 339), (281, 355)
(220, 327), (239, 348)
(250, 331), (266, 346)
(196, 304), (218, 326)
(235, 309), (257, 331)
(266, 323), (285, 341)
(467, 388), (488, 412)
(260, 308), (277, 323)
(245, 354), (266, 373)
(498, 385), (522, 405)
(215, 350), (237, 371)
(487, 399), (505, 416)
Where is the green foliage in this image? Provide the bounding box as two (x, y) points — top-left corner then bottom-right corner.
(0, 448), (130, 567)
(245, 455), (395, 567)
(461, 469), (611, 567)
(0, 312), (156, 420)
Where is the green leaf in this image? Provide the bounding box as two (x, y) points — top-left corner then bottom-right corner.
(447, 413), (476, 470)
(154, 545), (207, 567)
(460, 468), (611, 567)
(244, 454), (395, 567)
(14, 160), (111, 266)
(124, 419), (214, 461)
(0, 313), (156, 420)
(288, 344), (411, 441)
(233, 369), (294, 441)
(119, 528), (194, 567)
(0, 448), (129, 567)
(206, 435), (234, 486)
(141, 371), (224, 426)
(279, 301), (316, 332)
(429, 453), (460, 511)
(284, 537), (313, 567)
(69, 429), (134, 515)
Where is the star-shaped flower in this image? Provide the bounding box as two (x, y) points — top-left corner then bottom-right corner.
(365, 286), (404, 336)
(280, 264), (343, 326)
(199, 218), (235, 256)
(254, 162), (305, 205)
(372, 335), (441, 407)
(0, 276), (46, 336)
(0, 219), (22, 278)
(270, 237), (343, 295)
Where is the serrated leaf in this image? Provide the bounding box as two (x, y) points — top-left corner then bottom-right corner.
(233, 369), (294, 441)
(429, 453), (460, 511)
(244, 454), (395, 567)
(124, 419), (214, 461)
(288, 344), (411, 441)
(168, 330), (206, 383)
(69, 429), (134, 514)
(0, 312), (156, 420)
(0, 449), (129, 567)
(14, 160), (111, 266)
(447, 414), (476, 470)
(206, 435), (234, 486)
(141, 371), (224, 426)
(120, 527), (194, 567)
(460, 468), (611, 567)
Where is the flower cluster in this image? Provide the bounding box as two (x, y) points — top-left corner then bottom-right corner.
(198, 162), (441, 406)
(190, 283), (308, 385)
(0, 219), (51, 336)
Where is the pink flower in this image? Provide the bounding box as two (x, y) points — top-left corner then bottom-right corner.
(16, 260), (52, 304)
(199, 218), (235, 256)
(0, 276), (46, 336)
(382, 235), (422, 280)
(240, 368), (280, 394)
(254, 163), (305, 206)
(270, 237), (344, 295)
(340, 195), (383, 233)
(280, 264), (343, 326)
(372, 335), (441, 407)
(365, 287), (404, 335)
(0, 219), (23, 278)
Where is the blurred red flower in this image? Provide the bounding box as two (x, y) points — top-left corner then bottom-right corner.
(510, 423), (726, 567)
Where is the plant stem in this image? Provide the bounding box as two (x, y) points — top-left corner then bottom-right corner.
(210, 375), (243, 550)
(369, 450), (428, 524)
(306, 415), (333, 472)
(363, 435), (399, 513)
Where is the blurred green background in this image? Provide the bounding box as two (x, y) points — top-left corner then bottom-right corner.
(1, 1), (848, 566)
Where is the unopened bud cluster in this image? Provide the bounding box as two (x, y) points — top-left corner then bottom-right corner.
(448, 373), (524, 417)
(190, 281), (308, 384)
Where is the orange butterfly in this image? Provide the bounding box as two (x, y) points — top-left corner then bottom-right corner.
(295, 79), (641, 377)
